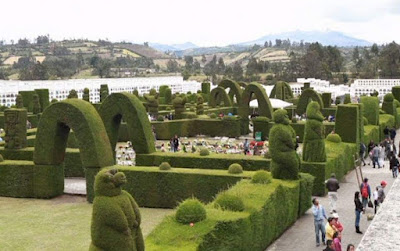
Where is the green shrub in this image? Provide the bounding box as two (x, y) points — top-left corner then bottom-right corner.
(326, 133), (342, 143)
(384, 93), (394, 102)
(302, 102), (326, 162)
(200, 148), (210, 156)
(159, 162), (171, 170)
(214, 193), (245, 212)
(296, 89), (323, 115)
(201, 82), (211, 94)
(175, 198), (207, 224)
(209, 113), (217, 119)
(253, 116), (270, 122)
(16, 94), (24, 108)
(228, 163), (243, 174)
(291, 117), (297, 123)
(32, 94), (41, 114)
(0, 154), (3, 162)
(360, 96), (379, 125)
(82, 88), (90, 102)
(392, 86), (400, 102)
(67, 89), (78, 99)
(382, 93), (395, 116)
(363, 116), (368, 125)
(335, 105), (360, 144)
(51, 98), (58, 104)
(343, 94), (351, 104)
(157, 115), (164, 121)
(182, 112), (197, 119)
(322, 93), (332, 108)
(100, 84), (109, 102)
(269, 81), (294, 101)
(252, 170), (272, 184)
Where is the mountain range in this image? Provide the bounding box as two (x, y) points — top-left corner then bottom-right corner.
(150, 42), (198, 52)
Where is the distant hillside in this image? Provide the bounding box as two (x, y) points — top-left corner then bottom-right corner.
(240, 30), (371, 47)
(175, 44), (251, 57)
(116, 43), (171, 59)
(150, 42), (198, 52)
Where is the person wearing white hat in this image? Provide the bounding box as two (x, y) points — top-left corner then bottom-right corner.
(332, 212), (343, 232)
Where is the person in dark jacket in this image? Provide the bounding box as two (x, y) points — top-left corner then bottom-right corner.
(367, 140), (375, 165)
(390, 127), (396, 141)
(389, 153), (399, 178)
(384, 126), (390, 139)
(323, 240), (335, 251)
(326, 173), (340, 213)
(354, 191), (363, 234)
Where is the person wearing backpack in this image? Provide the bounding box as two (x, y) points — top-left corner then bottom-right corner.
(360, 178), (371, 211)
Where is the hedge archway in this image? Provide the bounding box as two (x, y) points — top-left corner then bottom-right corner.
(239, 82), (273, 119)
(98, 92), (156, 154)
(218, 79), (243, 105)
(296, 88), (324, 115)
(209, 87), (233, 107)
(34, 99), (114, 167)
(269, 81), (294, 100)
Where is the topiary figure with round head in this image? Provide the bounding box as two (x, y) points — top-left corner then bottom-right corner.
(89, 169), (144, 251)
(269, 109), (299, 180)
(302, 101), (326, 162)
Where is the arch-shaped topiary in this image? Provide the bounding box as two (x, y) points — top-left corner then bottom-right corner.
(34, 99), (114, 167)
(209, 86), (233, 108)
(239, 82), (274, 119)
(98, 92), (156, 154)
(269, 81), (294, 101)
(296, 88), (324, 115)
(302, 102), (326, 162)
(218, 79), (243, 105)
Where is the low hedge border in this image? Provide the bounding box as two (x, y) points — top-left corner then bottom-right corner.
(136, 152), (270, 171)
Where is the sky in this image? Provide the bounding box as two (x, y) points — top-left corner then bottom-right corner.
(1, 0), (399, 46)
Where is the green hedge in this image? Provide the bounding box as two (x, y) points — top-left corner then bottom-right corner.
(322, 107), (337, 118)
(19, 90), (35, 112)
(117, 166), (250, 208)
(363, 125), (379, 145)
(296, 89), (324, 115)
(379, 114), (395, 141)
(335, 105), (360, 144)
(321, 93), (331, 108)
(136, 152), (270, 171)
(360, 96), (379, 125)
(146, 173), (313, 250)
(392, 86), (400, 102)
(34, 89), (50, 111)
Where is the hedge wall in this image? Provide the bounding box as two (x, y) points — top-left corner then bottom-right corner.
(117, 166), (249, 208)
(136, 152), (270, 171)
(19, 90), (35, 112)
(379, 114), (395, 141)
(335, 105), (360, 144)
(151, 118), (241, 139)
(146, 174), (313, 250)
(321, 93), (332, 108)
(363, 125), (379, 145)
(392, 86), (400, 102)
(34, 89), (50, 111)
(360, 96), (379, 125)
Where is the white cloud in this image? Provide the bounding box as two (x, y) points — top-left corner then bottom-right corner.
(0, 0), (399, 46)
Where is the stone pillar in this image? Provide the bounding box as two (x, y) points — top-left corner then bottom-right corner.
(4, 108), (27, 149)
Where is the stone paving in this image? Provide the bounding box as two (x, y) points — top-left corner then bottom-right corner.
(64, 178), (86, 195)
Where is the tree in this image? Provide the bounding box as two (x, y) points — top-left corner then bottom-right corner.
(193, 60), (201, 73)
(201, 55), (207, 64)
(232, 61), (243, 81)
(184, 56), (193, 72)
(379, 42), (400, 78)
(217, 57), (225, 74)
(371, 43), (379, 56)
(203, 55), (217, 77)
(36, 35), (49, 45)
(352, 46), (363, 73)
(166, 59), (179, 72)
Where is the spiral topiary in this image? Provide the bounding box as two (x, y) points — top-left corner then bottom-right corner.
(251, 170), (272, 184)
(200, 148), (210, 156)
(214, 193), (245, 212)
(159, 162), (171, 170)
(175, 198), (207, 224)
(326, 133), (342, 143)
(228, 163), (243, 174)
(302, 101), (326, 162)
(269, 109), (300, 180)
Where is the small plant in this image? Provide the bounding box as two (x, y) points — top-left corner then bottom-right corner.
(157, 115), (164, 121)
(210, 113), (217, 119)
(326, 133), (342, 143)
(214, 193), (245, 212)
(251, 170), (272, 184)
(159, 162), (171, 170)
(175, 198), (207, 224)
(228, 163), (243, 174)
(200, 148), (210, 156)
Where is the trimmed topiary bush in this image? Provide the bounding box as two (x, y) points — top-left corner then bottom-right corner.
(175, 198), (207, 224)
(228, 163), (243, 174)
(382, 93), (395, 116)
(32, 94), (41, 114)
(34, 89), (50, 110)
(200, 148), (210, 156)
(82, 88), (90, 102)
(214, 193), (245, 212)
(202, 82), (211, 94)
(343, 94), (351, 104)
(251, 170), (272, 184)
(363, 116), (369, 125)
(15, 94), (24, 108)
(196, 95), (204, 115)
(291, 117), (297, 123)
(144, 94), (159, 116)
(335, 105), (360, 144)
(165, 88), (172, 104)
(209, 113), (217, 119)
(100, 84), (109, 102)
(159, 162), (171, 170)
(326, 133), (342, 143)
(51, 98), (58, 104)
(209, 87), (232, 107)
(157, 115), (164, 121)
(90, 169), (144, 251)
(269, 81), (294, 101)
(173, 96), (186, 119)
(269, 109), (299, 180)
(68, 89), (78, 99)
(0, 154), (4, 162)
(360, 96), (379, 125)
(302, 102), (326, 162)
(322, 92), (332, 108)
(296, 88), (324, 115)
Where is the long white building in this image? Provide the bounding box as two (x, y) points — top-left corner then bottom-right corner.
(0, 76), (201, 107)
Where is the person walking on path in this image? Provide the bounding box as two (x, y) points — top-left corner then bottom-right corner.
(173, 135), (179, 152)
(325, 217), (338, 241)
(354, 191), (363, 234)
(372, 144), (381, 168)
(360, 178), (371, 210)
(367, 140), (375, 165)
(384, 126), (390, 139)
(378, 180), (387, 204)
(243, 139), (250, 155)
(333, 231), (342, 251)
(359, 142), (366, 166)
(312, 198), (327, 247)
(332, 213), (343, 232)
(389, 153), (399, 178)
(373, 186), (379, 214)
(326, 173), (340, 213)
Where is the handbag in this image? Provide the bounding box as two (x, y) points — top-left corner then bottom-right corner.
(368, 200), (373, 208)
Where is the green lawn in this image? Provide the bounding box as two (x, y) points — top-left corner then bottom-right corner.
(0, 196), (173, 251)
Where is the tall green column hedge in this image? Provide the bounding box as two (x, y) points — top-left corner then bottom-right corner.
(360, 96), (379, 125)
(335, 105), (360, 144)
(302, 102), (326, 162)
(392, 86), (400, 102)
(34, 89), (50, 110)
(19, 90), (35, 112)
(321, 93), (331, 108)
(4, 109), (27, 149)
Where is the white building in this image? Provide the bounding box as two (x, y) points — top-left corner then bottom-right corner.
(288, 78), (349, 100)
(351, 79), (400, 98)
(0, 76), (201, 107)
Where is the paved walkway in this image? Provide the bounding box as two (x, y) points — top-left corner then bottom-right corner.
(267, 136), (399, 250)
(64, 178), (86, 195)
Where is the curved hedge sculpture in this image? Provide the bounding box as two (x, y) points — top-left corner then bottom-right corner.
(99, 92), (156, 154)
(209, 87), (233, 108)
(296, 88), (324, 115)
(302, 102), (326, 162)
(218, 79), (243, 105)
(34, 99), (114, 167)
(269, 109), (299, 180)
(269, 81), (294, 101)
(239, 82), (273, 119)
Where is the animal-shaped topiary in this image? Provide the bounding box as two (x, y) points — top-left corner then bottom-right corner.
(302, 102), (326, 162)
(89, 169), (144, 251)
(269, 109), (299, 180)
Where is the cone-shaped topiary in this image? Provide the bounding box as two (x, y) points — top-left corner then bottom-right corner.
(214, 193), (245, 212)
(326, 133), (342, 143)
(82, 88), (90, 102)
(16, 94), (24, 108)
(200, 148), (210, 156)
(159, 162), (171, 170)
(175, 198), (207, 224)
(32, 94), (41, 114)
(228, 163), (243, 174)
(302, 102), (326, 162)
(90, 169), (144, 251)
(251, 170), (272, 184)
(269, 109), (300, 180)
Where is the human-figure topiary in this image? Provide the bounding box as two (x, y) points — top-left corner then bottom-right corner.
(144, 93), (159, 117)
(269, 109), (299, 180)
(32, 94), (41, 114)
(83, 88), (90, 102)
(68, 89), (78, 99)
(196, 94), (204, 115)
(16, 94), (24, 108)
(90, 169), (144, 251)
(173, 96), (186, 119)
(302, 101), (326, 162)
